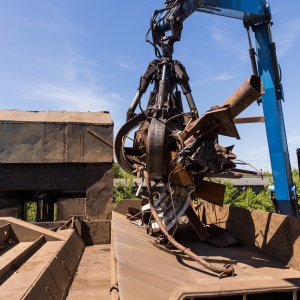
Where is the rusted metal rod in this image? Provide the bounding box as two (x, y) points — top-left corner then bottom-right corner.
(222, 75), (264, 119)
(144, 171), (234, 278)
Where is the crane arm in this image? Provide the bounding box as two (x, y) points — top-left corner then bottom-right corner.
(155, 0), (269, 35)
(150, 0), (298, 217)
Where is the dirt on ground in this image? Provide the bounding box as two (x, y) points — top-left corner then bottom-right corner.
(67, 244), (111, 300)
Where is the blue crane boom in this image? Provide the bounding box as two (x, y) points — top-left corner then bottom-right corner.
(155, 0), (299, 217)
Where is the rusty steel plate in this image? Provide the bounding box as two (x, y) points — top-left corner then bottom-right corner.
(112, 212), (300, 300)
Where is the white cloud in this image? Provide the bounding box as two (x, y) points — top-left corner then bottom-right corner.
(209, 22), (249, 62)
(24, 83), (121, 112)
(243, 145), (269, 160)
(214, 74), (235, 81)
(287, 135), (300, 146)
(0, 5), (124, 116)
(192, 72), (235, 86)
(275, 19), (300, 58)
(114, 56), (137, 70)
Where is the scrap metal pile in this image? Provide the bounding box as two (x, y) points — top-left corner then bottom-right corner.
(114, 0), (264, 278)
(115, 72), (264, 277)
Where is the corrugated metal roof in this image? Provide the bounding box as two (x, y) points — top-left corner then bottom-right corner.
(0, 110), (113, 125)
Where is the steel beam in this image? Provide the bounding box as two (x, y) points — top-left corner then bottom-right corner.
(254, 23), (298, 217)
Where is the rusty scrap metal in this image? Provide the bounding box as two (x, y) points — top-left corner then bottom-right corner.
(114, 52), (264, 277)
(192, 181), (226, 207)
(144, 170), (235, 278)
(234, 116), (265, 124)
(222, 74), (264, 118)
(152, 242), (237, 265)
(185, 205), (210, 241)
(87, 128), (113, 148)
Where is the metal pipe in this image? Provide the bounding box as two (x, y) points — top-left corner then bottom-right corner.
(185, 92), (198, 116)
(222, 75), (264, 118)
(245, 23), (258, 76)
(157, 63), (168, 114)
(144, 171), (234, 278)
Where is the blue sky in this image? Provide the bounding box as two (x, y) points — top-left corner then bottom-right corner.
(1, 1), (300, 172)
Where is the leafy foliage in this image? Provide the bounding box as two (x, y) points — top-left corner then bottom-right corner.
(112, 164), (300, 211)
(113, 162), (135, 179)
(223, 180), (238, 205)
(222, 179), (273, 212)
(113, 162), (138, 206)
(26, 202), (37, 222)
(292, 168), (300, 205)
(113, 178), (137, 206)
(113, 162), (123, 178)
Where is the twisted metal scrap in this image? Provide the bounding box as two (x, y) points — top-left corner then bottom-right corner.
(144, 171), (234, 278)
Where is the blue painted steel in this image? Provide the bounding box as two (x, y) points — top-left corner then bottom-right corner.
(254, 24), (298, 217)
(157, 0), (268, 34)
(156, 0), (270, 33)
(199, 0), (268, 21)
(155, 0), (298, 217)
(156, 0), (201, 33)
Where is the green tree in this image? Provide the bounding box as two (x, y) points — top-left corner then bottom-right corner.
(113, 162), (123, 178)
(26, 202), (37, 222)
(233, 187), (273, 211)
(291, 168), (300, 205)
(222, 178), (273, 212)
(113, 178), (137, 206)
(113, 162), (135, 179)
(223, 180), (238, 205)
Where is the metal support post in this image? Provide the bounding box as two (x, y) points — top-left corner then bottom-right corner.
(254, 22), (299, 217)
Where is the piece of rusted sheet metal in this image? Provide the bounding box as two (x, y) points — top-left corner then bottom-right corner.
(180, 75), (264, 143)
(232, 168), (260, 175)
(113, 211), (300, 300)
(185, 205), (209, 241)
(87, 128), (113, 148)
(0, 110), (112, 124)
(74, 220), (111, 245)
(57, 198), (86, 221)
(0, 235), (46, 279)
(234, 116), (265, 124)
(205, 225), (240, 248)
(192, 180), (226, 207)
(0, 224), (11, 246)
(0, 217), (85, 300)
(167, 152), (194, 186)
(114, 113), (147, 175)
(180, 107), (239, 142)
(111, 228), (119, 300)
(113, 199), (143, 216)
(222, 75), (265, 118)
(0, 110), (113, 163)
(169, 165), (194, 186)
(200, 202), (300, 273)
(144, 171), (234, 277)
(146, 118), (168, 180)
(206, 171), (243, 179)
